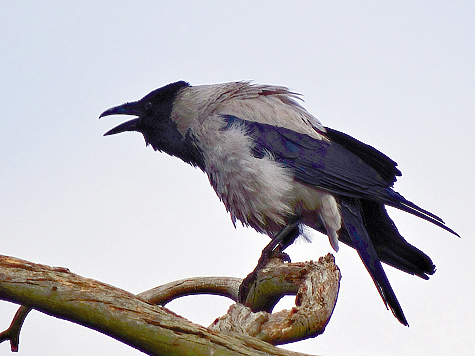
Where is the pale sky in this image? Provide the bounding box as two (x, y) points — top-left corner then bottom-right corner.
(1, 1), (473, 355)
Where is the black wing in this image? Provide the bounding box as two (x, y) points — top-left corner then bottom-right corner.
(222, 115), (455, 325)
(223, 115), (457, 236)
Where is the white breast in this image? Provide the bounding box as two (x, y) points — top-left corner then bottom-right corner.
(198, 119), (294, 232)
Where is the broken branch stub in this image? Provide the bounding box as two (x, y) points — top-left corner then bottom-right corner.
(210, 254), (341, 345)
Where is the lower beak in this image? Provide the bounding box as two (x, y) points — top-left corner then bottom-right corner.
(103, 118), (140, 136)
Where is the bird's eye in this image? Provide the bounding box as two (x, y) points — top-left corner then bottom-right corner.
(145, 102), (152, 110)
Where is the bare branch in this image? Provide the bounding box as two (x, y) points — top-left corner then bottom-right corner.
(0, 255), (321, 355)
(138, 276), (242, 305)
(0, 305), (31, 352)
(138, 254), (341, 345)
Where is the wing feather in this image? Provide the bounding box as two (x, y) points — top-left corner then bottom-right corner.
(222, 115), (458, 236)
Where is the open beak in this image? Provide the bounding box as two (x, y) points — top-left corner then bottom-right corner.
(99, 102), (141, 136)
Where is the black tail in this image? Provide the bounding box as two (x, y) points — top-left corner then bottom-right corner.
(339, 200), (436, 279)
(340, 197), (408, 325)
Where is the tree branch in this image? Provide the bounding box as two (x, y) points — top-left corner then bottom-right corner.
(210, 254), (341, 345)
(0, 254), (339, 355)
(138, 276), (242, 305)
(0, 305), (31, 352)
(137, 254), (341, 345)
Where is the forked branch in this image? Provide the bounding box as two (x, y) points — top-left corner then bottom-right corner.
(0, 305), (31, 352)
(0, 254), (340, 355)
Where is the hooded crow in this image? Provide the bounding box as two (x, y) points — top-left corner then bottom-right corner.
(100, 81), (458, 325)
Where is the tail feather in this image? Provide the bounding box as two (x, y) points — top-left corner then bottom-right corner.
(339, 200), (436, 279)
(340, 197), (408, 325)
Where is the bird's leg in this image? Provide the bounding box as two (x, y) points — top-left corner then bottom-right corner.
(259, 223), (299, 263)
(238, 219), (301, 307)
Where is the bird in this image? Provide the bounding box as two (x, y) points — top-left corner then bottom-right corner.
(100, 80), (458, 326)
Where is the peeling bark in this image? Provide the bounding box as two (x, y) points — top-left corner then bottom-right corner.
(210, 255), (341, 345)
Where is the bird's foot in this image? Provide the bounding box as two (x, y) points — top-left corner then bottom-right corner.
(238, 246), (290, 306)
(239, 221), (299, 307)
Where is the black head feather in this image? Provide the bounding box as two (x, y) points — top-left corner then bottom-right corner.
(100, 81), (204, 169)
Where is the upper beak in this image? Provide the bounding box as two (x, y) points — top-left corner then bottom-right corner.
(99, 102), (141, 136)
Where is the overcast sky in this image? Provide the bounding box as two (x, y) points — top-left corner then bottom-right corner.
(1, 1), (473, 355)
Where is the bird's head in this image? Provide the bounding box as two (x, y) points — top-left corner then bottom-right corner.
(100, 81), (204, 168)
